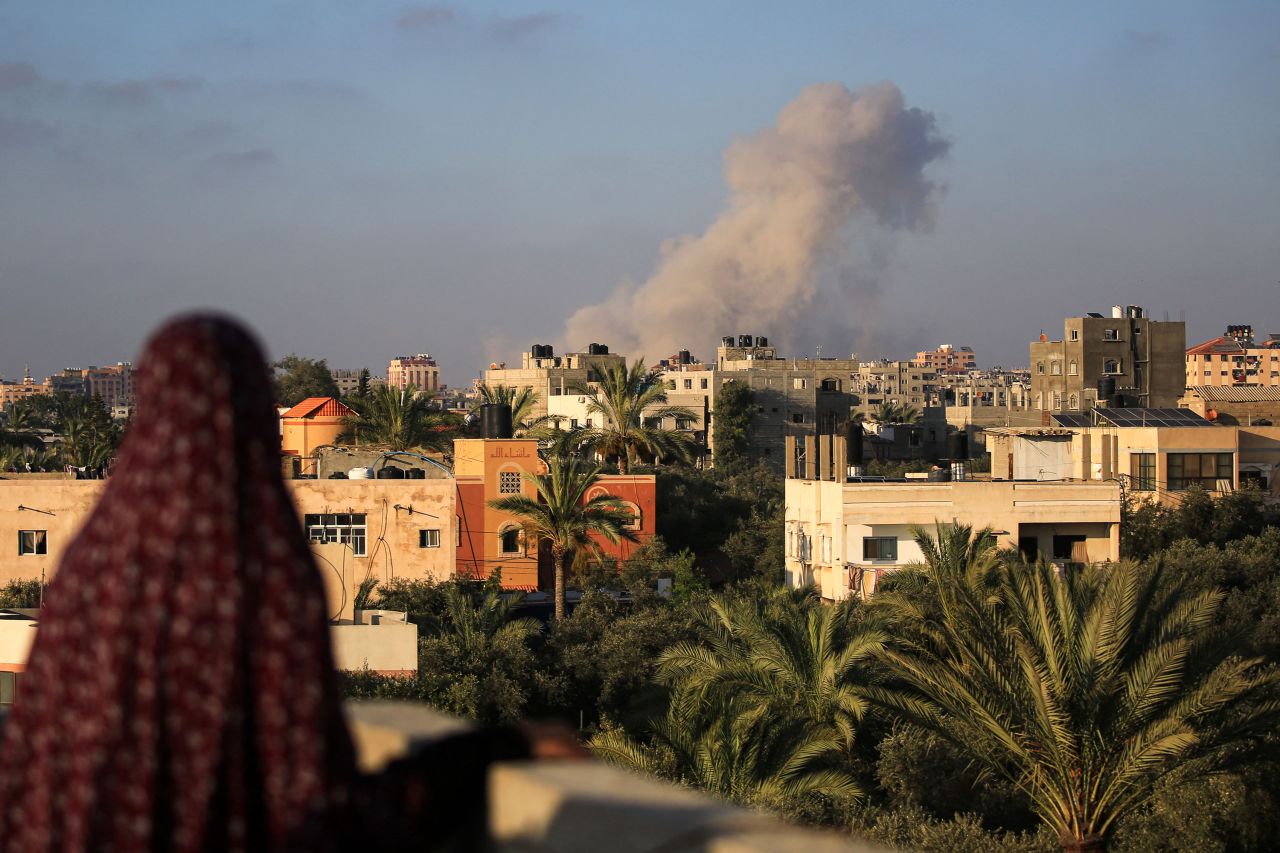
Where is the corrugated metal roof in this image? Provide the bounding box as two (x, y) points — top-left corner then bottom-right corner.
(282, 397), (357, 419)
(1184, 385), (1280, 403)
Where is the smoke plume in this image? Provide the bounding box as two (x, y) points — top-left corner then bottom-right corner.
(562, 82), (948, 359)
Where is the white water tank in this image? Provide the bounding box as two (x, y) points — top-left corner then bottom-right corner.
(347, 467), (373, 480)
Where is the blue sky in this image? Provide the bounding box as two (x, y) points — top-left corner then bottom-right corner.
(2, 1), (1278, 383)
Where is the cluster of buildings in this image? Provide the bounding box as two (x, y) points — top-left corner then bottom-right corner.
(0, 363), (134, 418)
(783, 306), (1280, 603)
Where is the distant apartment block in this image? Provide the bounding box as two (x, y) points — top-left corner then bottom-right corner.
(1185, 325), (1280, 388)
(715, 335), (861, 470)
(330, 368), (385, 397)
(913, 343), (975, 374)
(0, 368), (51, 411)
(1179, 385), (1280, 426)
(849, 360), (936, 418)
(1029, 305), (1186, 414)
(485, 344), (625, 422)
(387, 354), (441, 393)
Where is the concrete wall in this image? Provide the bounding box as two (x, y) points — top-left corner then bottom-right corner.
(0, 478), (457, 586)
(785, 478), (1121, 600)
(331, 619), (417, 675)
(0, 614), (37, 671)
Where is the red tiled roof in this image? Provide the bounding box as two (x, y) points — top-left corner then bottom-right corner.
(1186, 337), (1245, 357)
(282, 397), (357, 419)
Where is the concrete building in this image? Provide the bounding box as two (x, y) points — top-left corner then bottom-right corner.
(1178, 385), (1280, 426)
(783, 434), (1121, 601)
(715, 335), (861, 470)
(1185, 325), (1280, 388)
(280, 396), (357, 459)
(330, 368), (385, 397)
(0, 369), (51, 412)
(986, 408), (1280, 502)
(453, 437), (655, 590)
(83, 363), (133, 412)
(849, 360), (936, 418)
(1029, 305), (1186, 414)
(484, 345), (626, 422)
(913, 344), (976, 374)
(387, 354), (441, 393)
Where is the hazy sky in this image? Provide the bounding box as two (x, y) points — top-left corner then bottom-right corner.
(2, 1), (1278, 385)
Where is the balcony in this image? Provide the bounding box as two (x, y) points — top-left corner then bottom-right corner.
(0, 702), (882, 852)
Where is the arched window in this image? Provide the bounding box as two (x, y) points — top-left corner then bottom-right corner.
(1068, 394), (1079, 409)
(500, 527), (521, 554)
(1034, 393), (1043, 410)
(1104, 359), (1121, 374)
(1068, 360), (1078, 376)
(1051, 361), (1061, 375)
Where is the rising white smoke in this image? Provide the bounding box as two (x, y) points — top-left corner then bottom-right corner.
(562, 81), (949, 359)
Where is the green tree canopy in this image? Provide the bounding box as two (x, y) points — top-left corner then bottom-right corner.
(273, 354), (340, 407)
(570, 359), (697, 474)
(711, 380), (754, 473)
(872, 523), (1280, 853)
(339, 384), (458, 453)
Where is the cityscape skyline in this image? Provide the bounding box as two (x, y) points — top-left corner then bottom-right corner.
(2, 1), (1278, 381)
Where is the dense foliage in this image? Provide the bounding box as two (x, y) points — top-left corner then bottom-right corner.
(1, 394), (122, 471)
(343, 465), (1280, 852)
(272, 354), (340, 406)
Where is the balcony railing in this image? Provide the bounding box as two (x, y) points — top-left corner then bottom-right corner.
(1, 704), (885, 851)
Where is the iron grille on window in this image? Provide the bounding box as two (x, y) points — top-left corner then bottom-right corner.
(303, 513), (367, 556)
(499, 471), (522, 494)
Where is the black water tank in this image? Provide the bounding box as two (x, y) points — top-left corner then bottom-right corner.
(678, 349), (691, 364)
(845, 420), (864, 464)
(480, 403), (514, 439)
(328, 471), (348, 479)
(738, 334), (752, 347)
(755, 336), (768, 347)
(405, 467), (425, 479)
(1097, 376), (1116, 405)
(597, 343), (609, 354)
(377, 466), (405, 479)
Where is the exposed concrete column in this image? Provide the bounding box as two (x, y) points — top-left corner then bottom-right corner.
(803, 436), (817, 481)
(819, 434), (834, 481)
(785, 436), (797, 479)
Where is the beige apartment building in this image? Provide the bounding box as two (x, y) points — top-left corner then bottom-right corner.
(1179, 386), (1280, 426)
(986, 408), (1280, 502)
(913, 344), (975, 374)
(0, 369), (50, 411)
(484, 344), (625, 422)
(0, 477), (457, 588)
(783, 432), (1121, 601)
(387, 354), (441, 393)
(848, 360), (936, 419)
(1185, 325), (1280, 388)
(1029, 306), (1186, 413)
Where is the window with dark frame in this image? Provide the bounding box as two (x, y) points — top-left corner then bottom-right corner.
(419, 529), (440, 548)
(500, 528), (521, 554)
(1130, 453), (1155, 491)
(862, 537), (897, 561)
(18, 530), (47, 556)
(302, 514), (367, 556)
(1167, 452), (1233, 491)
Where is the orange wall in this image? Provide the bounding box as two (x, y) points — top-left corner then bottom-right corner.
(453, 439), (656, 592)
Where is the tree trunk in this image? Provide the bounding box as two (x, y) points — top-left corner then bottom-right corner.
(552, 545), (568, 622)
(1060, 834), (1106, 853)
(617, 448), (629, 475)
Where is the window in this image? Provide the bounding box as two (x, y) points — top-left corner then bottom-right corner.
(700, 378), (708, 389)
(570, 419), (579, 429)
(666, 380), (676, 390)
(863, 537), (897, 561)
(499, 471), (522, 494)
(1070, 329), (1079, 341)
(1053, 392), (1062, 409)
(419, 529), (440, 548)
(1130, 453), (1155, 491)
(1051, 361), (1061, 375)
(793, 378), (808, 390)
(0, 672), (16, 707)
(676, 418), (693, 430)
(18, 530), (47, 556)
(1068, 360), (1078, 376)
(791, 413), (804, 423)
(1068, 393), (1079, 409)
(820, 378), (841, 391)
(303, 514), (367, 556)
(1104, 359), (1121, 374)
(1167, 453), (1233, 491)
(1037, 362), (1045, 374)
(500, 527), (521, 554)
(683, 379), (693, 390)
(1103, 329), (1119, 341)
(1053, 535), (1088, 562)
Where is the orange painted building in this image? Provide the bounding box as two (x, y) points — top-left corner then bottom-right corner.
(281, 397), (357, 458)
(453, 438), (656, 591)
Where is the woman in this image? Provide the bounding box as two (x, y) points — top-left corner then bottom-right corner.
(0, 315), (530, 852)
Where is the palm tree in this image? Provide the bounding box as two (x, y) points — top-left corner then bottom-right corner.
(340, 384), (458, 453)
(570, 360), (697, 474)
(871, 523), (1280, 853)
(471, 383), (548, 436)
(870, 401), (921, 424)
(437, 583), (541, 656)
(487, 455), (638, 621)
(591, 588), (877, 806)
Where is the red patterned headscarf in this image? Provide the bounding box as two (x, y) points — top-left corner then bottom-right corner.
(0, 315), (357, 852)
